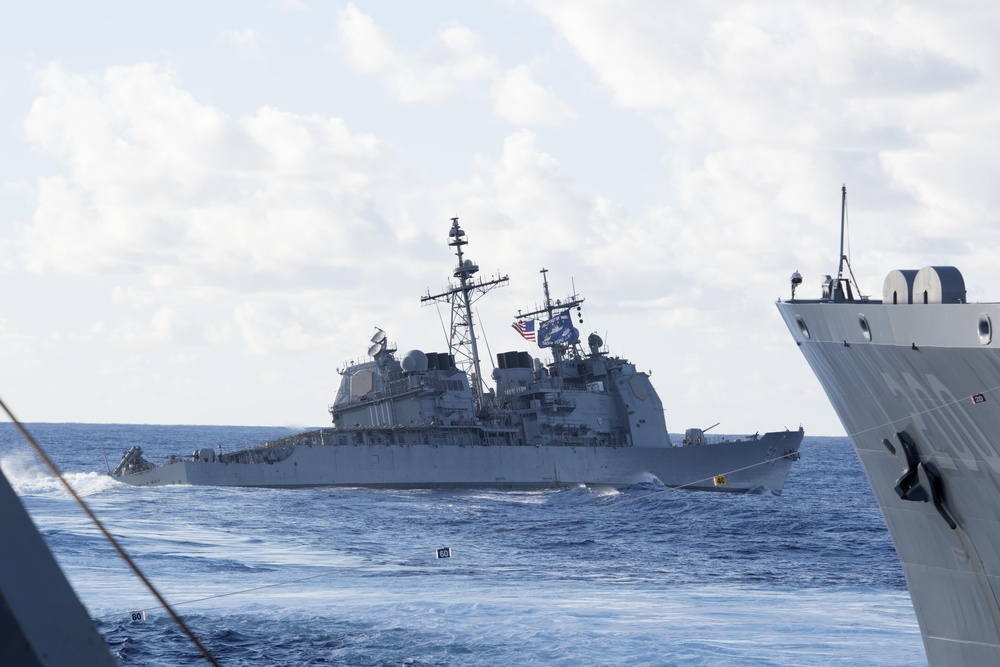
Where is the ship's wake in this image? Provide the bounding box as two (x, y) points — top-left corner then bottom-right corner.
(1, 452), (118, 497)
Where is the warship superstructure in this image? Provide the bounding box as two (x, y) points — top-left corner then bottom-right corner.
(114, 218), (802, 492)
(777, 188), (1000, 665)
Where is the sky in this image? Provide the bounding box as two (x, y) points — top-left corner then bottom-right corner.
(2, 1), (1000, 435)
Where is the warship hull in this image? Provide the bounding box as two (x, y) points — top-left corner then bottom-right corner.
(778, 296), (1000, 665)
(116, 429), (802, 493)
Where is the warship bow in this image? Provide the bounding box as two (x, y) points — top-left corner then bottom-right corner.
(777, 186), (1000, 665)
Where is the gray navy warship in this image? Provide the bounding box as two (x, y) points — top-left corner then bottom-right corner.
(777, 187), (1000, 666)
(113, 217), (802, 492)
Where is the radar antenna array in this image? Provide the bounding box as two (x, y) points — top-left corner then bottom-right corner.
(368, 328), (387, 357)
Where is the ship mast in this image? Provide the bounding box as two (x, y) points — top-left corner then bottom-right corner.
(517, 268), (584, 364)
(837, 184), (849, 286)
(834, 184), (862, 301)
(421, 218), (508, 410)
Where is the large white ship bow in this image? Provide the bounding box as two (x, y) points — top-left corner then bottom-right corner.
(778, 264), (1000, 666)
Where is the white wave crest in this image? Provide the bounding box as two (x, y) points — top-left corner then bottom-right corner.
(1, 453), (118, 497)
(586, 484), (621, 497)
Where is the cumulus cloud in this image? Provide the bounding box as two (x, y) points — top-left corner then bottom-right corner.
(335, 3), (577, 128)
(268, 0), (307, 11)
(16, 61), (594, 356)
(336, 4), (499, 102)
(492, 65), (577, 126)
(541, 4), (979, 130)
(447, 129), (677, 303)
(447, 126), (796, 307)
(23, 63), (396, 281)
(219, 28), (261, 54)
(524, 0), (1000, 278)
(21, 63), (420, 352)
(234, 300), (318, 355)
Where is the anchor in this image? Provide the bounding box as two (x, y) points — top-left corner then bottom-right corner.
(882, 430), (957, 530)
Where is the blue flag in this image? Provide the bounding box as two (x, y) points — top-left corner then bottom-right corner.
(537, 311), (579, 348)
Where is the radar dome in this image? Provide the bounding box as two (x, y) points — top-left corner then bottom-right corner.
(588, 333), (603, 355)
(401, 350), (428, 373)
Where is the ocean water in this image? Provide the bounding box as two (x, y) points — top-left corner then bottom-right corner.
(2, 424), (925, 666)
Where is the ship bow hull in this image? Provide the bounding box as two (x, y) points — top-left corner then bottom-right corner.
(779, 299), (1000, 665)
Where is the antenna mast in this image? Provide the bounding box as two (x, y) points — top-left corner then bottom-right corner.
(421, 218), (508, 410)
(832, 184), (862, 301)
(837, 184), (848, 284)
(517, 268), (585, 364)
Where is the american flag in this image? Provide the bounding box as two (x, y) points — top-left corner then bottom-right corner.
(512, 319), (536, 342)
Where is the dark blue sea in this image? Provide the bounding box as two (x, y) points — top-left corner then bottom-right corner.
(2, 424), (925, 666)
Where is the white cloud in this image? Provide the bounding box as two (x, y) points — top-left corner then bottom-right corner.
(23, 63), (397, 283)
(457, 129), (589, 262)
(268, 0), (307, 11)
(0, 317), (35, 356)
(493, 65), (577, 126)
(234, 300), (317, 355)
(528, 1), (985, 142)
(220, 28), (260, 50)
(111, 286), (157, 307)
(334, 4), (577, 127)
(335, 5), (396, 74)
(450, 128), (793, 302)
(523, 0), (1000, 275)
(10, 3), (1000, 433)
(20, 63), (427, 354)
(336, 4), (499, 102)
